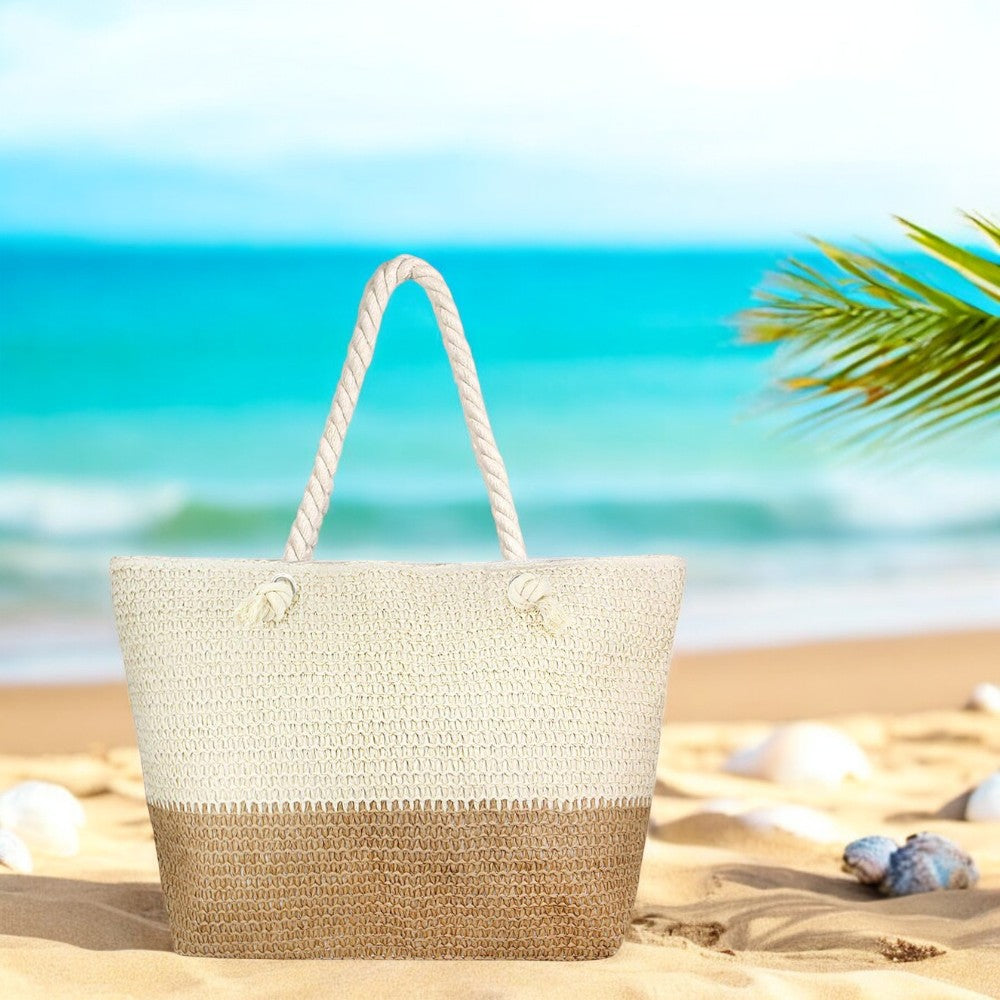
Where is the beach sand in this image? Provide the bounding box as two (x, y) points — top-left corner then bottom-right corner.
(0, 630), (998, 998)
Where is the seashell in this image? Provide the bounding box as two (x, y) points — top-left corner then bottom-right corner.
(965, 772), (1000, 822)
(724, 722), (872, 786)
(882, 833), (979, 896)
(842, 835), (898, 885)
(738, 804), (842, 843)
(0, 829), (32, 874)
(0, 781), (85, 857)
(965, 682), (1000, 714)
(842, 833), (978, 896)
(695, 798), (746, 816)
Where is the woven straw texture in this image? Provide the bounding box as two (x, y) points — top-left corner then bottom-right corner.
(110, 255), (685, 960)
(148, 800), (650, 959)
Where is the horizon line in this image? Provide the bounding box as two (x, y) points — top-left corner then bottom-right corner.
(0, 234), (921, 254)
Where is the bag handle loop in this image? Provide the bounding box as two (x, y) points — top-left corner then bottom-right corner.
(283, 255), (527, 562)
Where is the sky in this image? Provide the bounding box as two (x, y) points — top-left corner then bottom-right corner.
(0, 0), (998, 244)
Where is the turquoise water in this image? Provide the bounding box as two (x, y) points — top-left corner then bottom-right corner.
(2, 245), (998, 679)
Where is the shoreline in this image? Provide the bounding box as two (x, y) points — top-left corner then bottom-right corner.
(1, 628), (995, 754)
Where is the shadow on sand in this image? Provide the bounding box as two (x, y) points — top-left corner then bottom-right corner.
(0, 874), (171, 951)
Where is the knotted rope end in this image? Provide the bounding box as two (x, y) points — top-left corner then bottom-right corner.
(507, 573), (570, 635)
(237, 575), (299, 626)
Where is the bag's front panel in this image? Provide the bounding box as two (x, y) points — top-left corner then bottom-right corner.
(112, 554), (684, 959)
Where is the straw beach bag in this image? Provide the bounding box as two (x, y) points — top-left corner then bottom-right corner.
(111, 255), (685, 960)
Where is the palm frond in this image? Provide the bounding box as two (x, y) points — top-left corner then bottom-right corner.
(741, 212), (1000, 447)
(896, 217), (1000, 303)
(966, 213), (1000, 253)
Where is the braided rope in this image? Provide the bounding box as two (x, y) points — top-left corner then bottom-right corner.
(284, 255), (527, 562)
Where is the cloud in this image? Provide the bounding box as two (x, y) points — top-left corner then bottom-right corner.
(0, 0), (997, 240)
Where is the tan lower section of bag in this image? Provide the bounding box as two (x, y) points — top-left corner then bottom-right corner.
(148, 798), (650, 960)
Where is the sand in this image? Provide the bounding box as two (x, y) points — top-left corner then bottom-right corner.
(0, 630), (998, 998)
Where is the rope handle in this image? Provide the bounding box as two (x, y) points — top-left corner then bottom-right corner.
(283, 254), (527, 562)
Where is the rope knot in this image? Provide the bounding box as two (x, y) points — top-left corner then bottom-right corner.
(237, 575), (298, 626)
(507, 573), (570, 635)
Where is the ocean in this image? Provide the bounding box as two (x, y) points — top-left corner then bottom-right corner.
(2, 245), (998, 681)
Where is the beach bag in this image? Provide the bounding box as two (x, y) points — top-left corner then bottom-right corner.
(111, 254), (685, 960)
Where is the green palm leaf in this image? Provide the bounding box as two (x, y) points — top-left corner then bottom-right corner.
(741, 212), (1000, 447)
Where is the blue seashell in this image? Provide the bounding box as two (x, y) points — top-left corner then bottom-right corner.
(842, 832), (979, 897)
(881, 833), (979, 897)
(842, 835), (897, 885)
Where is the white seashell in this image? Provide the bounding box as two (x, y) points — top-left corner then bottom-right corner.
(738, 804), (842, 843)
(695, 798), (746, 816)
(724, 722), (872, 787)
(965, 772), (1000, 822)
(965, 682), (1000, 714)
(0, 781), (85, 857)
(0, 829), (33, 873)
